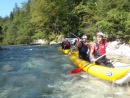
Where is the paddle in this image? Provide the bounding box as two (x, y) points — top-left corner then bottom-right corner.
(69, 32), (78, 38)
(70, 53), (106, 74)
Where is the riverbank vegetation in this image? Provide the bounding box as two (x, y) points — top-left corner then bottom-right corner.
(0, 0), (130, 45)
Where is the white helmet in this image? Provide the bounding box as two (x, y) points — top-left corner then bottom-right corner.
(82, 35), (87, 39)
(97, 32), (105, 37)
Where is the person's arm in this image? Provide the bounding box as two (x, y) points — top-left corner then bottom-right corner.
(76, 37), (82, 48)
(77, 37), (80, 41)
(90, 44), (97, 62)
(105, 42), (108, 47)
(85, 42), (91, 49)
(76, 41), (82, 48)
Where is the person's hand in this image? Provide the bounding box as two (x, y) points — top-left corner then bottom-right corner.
(92, 58), (97, 62)
(77, 37), (80, 41)
(85, 42), (91, 49)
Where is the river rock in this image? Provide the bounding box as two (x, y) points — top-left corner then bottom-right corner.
(106, 41), (130, 62)
(30, 39), (48, 45)
(49, 41), (57, 45)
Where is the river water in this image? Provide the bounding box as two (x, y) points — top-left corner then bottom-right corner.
(0, 45), (130, 98)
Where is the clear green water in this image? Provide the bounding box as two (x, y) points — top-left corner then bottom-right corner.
(0, 45), (130, 98)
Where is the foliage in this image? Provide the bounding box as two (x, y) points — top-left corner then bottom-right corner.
(0, 0), (130, 45)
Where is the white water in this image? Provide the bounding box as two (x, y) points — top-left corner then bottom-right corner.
(0, 45), (130, 98)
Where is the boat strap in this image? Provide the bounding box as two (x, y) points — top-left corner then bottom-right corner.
(82, 63), (91, 69)
(86, 63), (93, 72)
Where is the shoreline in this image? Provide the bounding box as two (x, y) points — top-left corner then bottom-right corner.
(106, 41), (130, 63)
(1, 40), (130, 63)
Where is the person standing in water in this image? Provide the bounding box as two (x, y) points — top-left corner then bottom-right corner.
(76, 35), (90, 62)
(90, 32), (113, 67)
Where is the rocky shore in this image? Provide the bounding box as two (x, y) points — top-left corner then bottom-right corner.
(29, 39), (59, 45)
(106, 41), (130, 63)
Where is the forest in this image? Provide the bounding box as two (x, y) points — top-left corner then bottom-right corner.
(0, 0), (130, 45)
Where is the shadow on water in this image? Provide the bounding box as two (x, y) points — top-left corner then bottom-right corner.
(0, 45), (130, 98)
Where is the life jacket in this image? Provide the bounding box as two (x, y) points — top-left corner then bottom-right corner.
(94, 41), (107, 58)
(66, 41), (70, 46)
(78, 41), (88, 54)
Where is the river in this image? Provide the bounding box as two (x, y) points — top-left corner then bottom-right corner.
(0, 45), (130, 98)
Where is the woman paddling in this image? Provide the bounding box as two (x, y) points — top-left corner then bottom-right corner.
(90, 32), (114, 67)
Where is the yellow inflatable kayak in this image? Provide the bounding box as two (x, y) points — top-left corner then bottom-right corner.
(70, 51), (130, 84)
(58, 46), (70, 55)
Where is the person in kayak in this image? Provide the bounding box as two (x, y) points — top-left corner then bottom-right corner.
(76, 35), (90, 62)
(73, 39), (77, 47)
(90, 32), (113, 67)
(61, 40), (65, 49)
(61, 39), (70, 49)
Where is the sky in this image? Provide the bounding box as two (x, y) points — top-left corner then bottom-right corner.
(0, 0), (28, 18)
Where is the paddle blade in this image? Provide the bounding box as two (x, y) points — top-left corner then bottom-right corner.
(70, 68), (83, 74)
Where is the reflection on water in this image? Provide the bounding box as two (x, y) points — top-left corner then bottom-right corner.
(0, 45), (130, 98)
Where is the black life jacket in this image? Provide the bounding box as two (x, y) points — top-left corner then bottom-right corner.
(94, 42), (100, 58)
(78, 41), (88, 54)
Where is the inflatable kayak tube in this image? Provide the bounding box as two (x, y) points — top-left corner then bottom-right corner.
(58, 46), (70, 55)
(70, 51), (130, 84)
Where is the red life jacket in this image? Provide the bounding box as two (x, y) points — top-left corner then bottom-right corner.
(66, 41), (70, 46)
(94, 41), (108, 56)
